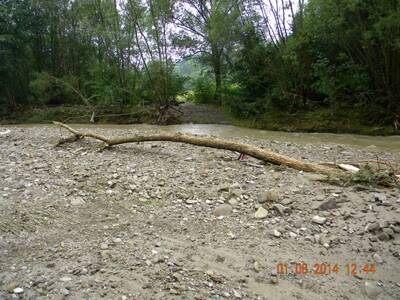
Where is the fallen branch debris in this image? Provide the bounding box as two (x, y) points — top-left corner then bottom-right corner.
(53, 121), (345, 176)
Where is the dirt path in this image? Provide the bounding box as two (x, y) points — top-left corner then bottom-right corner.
(0, 126), (399, 299)
(176, 103), (229, 124)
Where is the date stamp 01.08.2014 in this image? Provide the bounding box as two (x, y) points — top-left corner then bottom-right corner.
(276, 262), (377, 276)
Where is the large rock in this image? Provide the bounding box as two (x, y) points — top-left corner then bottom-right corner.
(212, 204), (233, 216)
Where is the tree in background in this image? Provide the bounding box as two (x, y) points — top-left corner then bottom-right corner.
(0, 0), (399, 129)
(174, 0), (242, 103)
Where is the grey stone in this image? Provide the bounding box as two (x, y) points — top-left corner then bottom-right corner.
(258, 190), (279, 203)
(382, 227), (394, 237)
(377, 232), (391, 241)
(391, 225), (400, 233)
(373, 193), (387, 203)
(228, 198), (239, 206)
(272, 204), (290, 215)
(233, 290), (242, 298)
(13, 287), (24, 294)
(379, 221), (390, 228)
(185, 199), (197, 204)
(229, 188), (242, 199)
(365, 222), (380, 232)
(100, 242), (109, 250)
(312, 215), (326, 225)
(372, 253), (383, 264)
(271, 229), (281, 237)
(317, 198), (337, 210)
(254, 207), (268, 219)
(70, 197), (85, 206)
(364, 282), (382, 299)
(292, 218), (303, 228)
(112, 237), (122, 244)
(213, 204), (233, 216)
(253, 261), (260, 272)
(218, 185), (230, 192)
(60, 288), (70, 296)
(59, 276), (72, 282)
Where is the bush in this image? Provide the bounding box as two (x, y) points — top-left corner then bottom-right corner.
(192, 74), (215, 103)
(86, 64), (138, 107)
(29, 72), (81, 106)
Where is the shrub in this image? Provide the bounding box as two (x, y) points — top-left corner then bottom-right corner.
(192, 74), (215, 103)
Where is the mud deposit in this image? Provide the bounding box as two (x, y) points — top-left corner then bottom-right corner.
(0, 126), (399, 299)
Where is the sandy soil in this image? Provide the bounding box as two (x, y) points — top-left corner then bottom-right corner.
(0, 126), (399, 300)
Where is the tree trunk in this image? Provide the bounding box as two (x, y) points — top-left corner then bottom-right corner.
(212, 46), (222, 104)
(53, 122), (343, 176)
(214, 61), (222, 103)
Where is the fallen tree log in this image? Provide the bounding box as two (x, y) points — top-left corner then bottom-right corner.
(53, 121), (346, 176)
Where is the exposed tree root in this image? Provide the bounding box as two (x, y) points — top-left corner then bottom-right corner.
(53, 121), (347, 176)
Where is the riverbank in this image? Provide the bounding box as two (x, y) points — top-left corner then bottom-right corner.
(1, 104), (398, 136)
(222, 107), (398, 136)
(0, 125), (399, 299)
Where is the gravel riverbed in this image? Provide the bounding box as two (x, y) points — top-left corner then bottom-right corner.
(0, 126), (399, 299)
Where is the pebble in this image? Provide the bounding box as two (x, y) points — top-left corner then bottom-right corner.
(373, 193), (387, 203)
(70, 197), (85, 205)
(379, 220), (389, 228)
(213, 204), (233, 216)
(317, 198), (337, 210)
(364, 281), (382, 299)
(100, 242), (109, 250)
(60, 288), (70, 296)
(13, 287), (24, 294)
(365, 222), (380, 232)
(382, 227), (394, 237)
(272, 203), (290, 215)
(228, 198), (239, 206)
(233, 289), (242, 298)
(271, 229), (281, 237)
(185, 199), (197, 204)
(372, 253), (383, 264)
(253, 261), (260, 272)
(59, 276), (72, 282)
(377, 232), (391, 241)
(312, 215), (327, 225)
(270, 277), (279, 284)
(254, 207), (268, 219)
(292, 218), (303, 228)
(259, 190), (279, 203)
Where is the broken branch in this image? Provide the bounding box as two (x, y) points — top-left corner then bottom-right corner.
(53, 121), (345, 176)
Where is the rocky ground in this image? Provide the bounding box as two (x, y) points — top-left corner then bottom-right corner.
(0, 126), (399, 300)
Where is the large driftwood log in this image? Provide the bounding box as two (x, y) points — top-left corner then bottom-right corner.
(53, 121), (344, 176)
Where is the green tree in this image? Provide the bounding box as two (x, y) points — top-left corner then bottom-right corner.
(174, 0), (242, 102)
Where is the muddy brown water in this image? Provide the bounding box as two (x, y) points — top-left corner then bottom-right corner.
(5, 123), (400, 153)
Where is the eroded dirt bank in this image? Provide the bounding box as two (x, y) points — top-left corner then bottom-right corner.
(0, 126), (399, 299)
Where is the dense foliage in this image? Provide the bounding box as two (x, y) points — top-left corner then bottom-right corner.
(1, 0), (399, 129)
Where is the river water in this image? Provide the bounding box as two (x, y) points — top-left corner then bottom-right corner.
(8, 123), (399, 153)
